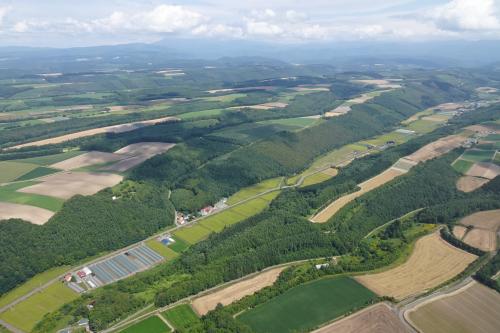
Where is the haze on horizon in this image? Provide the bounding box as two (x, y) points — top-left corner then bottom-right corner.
(0, 0), (499, 48)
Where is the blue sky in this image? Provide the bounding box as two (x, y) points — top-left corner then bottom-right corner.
(0, 0), (499, 47)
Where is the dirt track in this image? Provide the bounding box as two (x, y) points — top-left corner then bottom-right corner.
(0, 202), (54, 225)
(8, 116), (178, 149)
(191, 267), (285, 315)
(312, 303), (410, 333)
(355, 233), (477, 300)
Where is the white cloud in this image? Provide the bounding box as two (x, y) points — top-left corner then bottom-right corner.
(429, 0), (500, 31)
(0, 6), (11, 27)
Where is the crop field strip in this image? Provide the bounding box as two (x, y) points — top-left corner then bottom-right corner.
(455, 209), (500, 251)
(161, 304), (201, 331)
(237, 276), (376, 333)
(120, 315), (171, 333)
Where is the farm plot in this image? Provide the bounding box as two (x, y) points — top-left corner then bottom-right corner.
(460, 149), (496, 162)
(452, 225), (467, 239)
(0, 202), (54, 225)
(13, 150), (84, 166)
(355, 233), (477, 300)
(300, 170), (337, 187)
(311, 167), (406, 223)
(456, 176), (489, 192)
(0, 161), (38, 183)
(0, 182), (64, 212)
(192, 267), (286, 315)
(121, 316), (171, 333)
(85, 245), (163, 287)
(465, 162), (500, 179)
(457, 209), (500, 251)
(452, 159), (474, 174)
(161, 304), (200, 331)
(18, 171), (123, 199)
(13, 166), (58, 181)
(145, 239), (180, 260)
(50, 151), (125, 170)
(312, 303), (410, 333)
(103, 142), (175, 172)
(0, 282), (78, 333)
(407, 282), (500, 333)
(226, 177), (282, 205)
(238, 277), (376, 333)
(406, 135), (466, 163)
(8, 116), (178, 149)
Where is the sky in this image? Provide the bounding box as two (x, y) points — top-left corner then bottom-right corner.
(0, 0), (499, 47)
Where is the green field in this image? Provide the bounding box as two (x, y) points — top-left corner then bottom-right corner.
(121, 316), (171, 333)
(168, 236), (190, 253)
(0, 161), (38, 183)
(161, 304), (200, 331)
(300, 172), (333, 187)
(0, 181), (64, 211)
(452, 159), (475, 174)
(0, 266), (69, 308)
(406, 119), (441, 133)
(0, 282), (78, 332)
(178, 108), (226, 120)
(460, 149), (496, 162)
(173, 224), (212, 244)
(227, 177), (282, 205)
(145, 240), (180, 260)
(202, 93), (247, 102)
(361, 131), (412, 146)
(14, 166), (59, 181)
(484, 134), (500, 141)
(238, 277), (376, 333)
(15, 150), (84, 166)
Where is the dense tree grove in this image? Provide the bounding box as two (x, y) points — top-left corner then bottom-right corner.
(0, 183), (175, 295)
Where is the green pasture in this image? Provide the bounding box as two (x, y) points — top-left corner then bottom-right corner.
(120, 316), (171, 333)
(168, 236), (190, 253)
(14, 166), (59, 181)
(173, 224), (212, 244)
(161, 304), (200, 331)
(145, 240), (180, 260)
(238, 276), (376, 333)
(406, 119), (441, 134)
(178, 108), (226, 120)
(0, 161), (38, 183)
(0, 181), (64, 211)
(460, 149), (496, 162)
(300, 172), (333, 187)
(15, 150), (84, 166)
(202, 93), (246, 103)
(227, 177), (282, 205)
(452, 159), (474, 174)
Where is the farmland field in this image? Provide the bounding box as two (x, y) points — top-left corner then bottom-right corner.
(145, 240), (180, 260)
(406, 119), (441, 133)
(0, 182), (64, 211)
(407, 282), (500, 333)
(177, 108), (225, 120)
(452, 159), (474, 174)
(463, 228), (496, 251)
(173, 224), (212, 244)
(457, 209), (500, 251)
(161, 304), (200, 331)
(0, 161), (38, 183)
(192, 267), (285, 315)
(460, 149), (496, 162)
(120, 316), (171, 333)
(13, 150), (84, 166)
(465, 162), (500, 179)
(226, 177), (282, 205)
(0, 202), (54, 225)
(50, 151), (124, 170)
(13, 166), (59, 181)
(238, 277), (376, 333)
(0, 266), (69, 308)
(312, 303), (410, 333)
(355, 233), (477, 300)
(300, 171), (335, 187)
(0, 282), (78, 332)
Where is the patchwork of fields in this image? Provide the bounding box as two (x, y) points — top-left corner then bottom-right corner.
(453, 209), (500, 251)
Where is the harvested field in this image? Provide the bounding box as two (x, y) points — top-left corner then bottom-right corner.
(311, 167), (406, 223)
(463, 228), (497, 251)
(192, 267), (285, 315)
(355, 233), (477, 300)
(407, 282), (500, 333)
(421, 115), (450, 122)
(50, 151), (125, 170)
(465, 162), (500, 179)
(435, 102), (464, 111)
(18, 172), (123, 199)
(406, 135), (466, 163)
(247, 102), (288, 110)
(312, 303), (410, 333)
(459, 209), (500, 230)
(465, 124), (500, 134)
(9, 116), (178, 149)
(452, 225), (467, 239)
(103, 142), (175, 172)
(0, 202), (54, 224)
(456, 176), (489, 192)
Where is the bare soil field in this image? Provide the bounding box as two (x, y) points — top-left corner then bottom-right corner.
(9, 116), (178, 149)
(407, 281), (500, 333)
(452, 225), (467, 240)
(0, 202), (54, 225)
(463, 228), (497, 251)
(355, 233), (477, 300)
(465, 162), (500, 179)
(311, 168), (406, 223)
(18, 172), (123, 199)
(435, 102), (465, 111)
(465, 124), (500, 134)
(312, 303), (410, 333)
(50, 151), (125, 170)
(191, 267), (285, 315)
(406, 135), (466, 163)
(456, 175), (489, 192)
(249, 102), (288, 110)
(351, 79), (401, 89)
(102, 142), (175, 172)
(324, 106), (351, 118)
